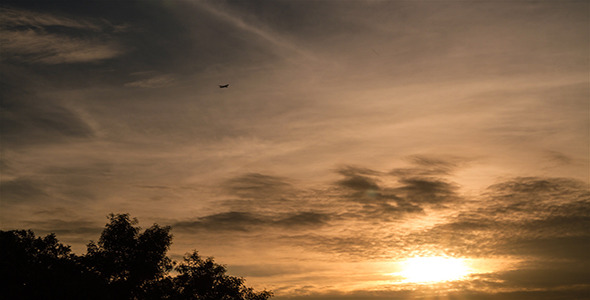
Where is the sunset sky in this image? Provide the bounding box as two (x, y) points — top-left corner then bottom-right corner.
(1, 0), (589, 299)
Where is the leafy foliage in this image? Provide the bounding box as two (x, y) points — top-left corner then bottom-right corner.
(84, 214), (174, 299)
(0, 214), (272, 300)
(174, 251), (272, 300)
(0, 230), (106, 299)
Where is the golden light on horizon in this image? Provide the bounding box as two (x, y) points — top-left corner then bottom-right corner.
(397, 257), (471, 283)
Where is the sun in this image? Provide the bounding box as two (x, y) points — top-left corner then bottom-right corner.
(398, 257), (470, 283)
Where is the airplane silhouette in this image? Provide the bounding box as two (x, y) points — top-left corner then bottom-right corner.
(219, 84), (229, 88)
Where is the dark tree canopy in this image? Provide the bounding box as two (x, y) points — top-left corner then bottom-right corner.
(84, 213), (174, 299)
(174, 251), (273, 300)
(0, 214), (272, 300)
(0, 230), (106, 299)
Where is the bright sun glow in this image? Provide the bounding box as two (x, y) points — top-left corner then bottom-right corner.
(398, 257), (470, 283)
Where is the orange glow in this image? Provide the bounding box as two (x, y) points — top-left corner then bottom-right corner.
(397, 257), (470, 283)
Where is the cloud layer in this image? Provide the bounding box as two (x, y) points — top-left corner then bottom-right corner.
(1, 1), (588, 299)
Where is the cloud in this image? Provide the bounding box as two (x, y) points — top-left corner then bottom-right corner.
(0, 177), (49, 203)
(174, 211), (265, 232)
(274, 288), (590, 300)
(336, 166), (381, 192)
(228, 263), (313, 278)
(225, 173), (293, 198)
(389, 154), (469, 177)
(489, 260), (590, 289)
(500, 236), (590, 261)
(286, 233), (395, 261)
(0, 6), (125, 64)
(0, 90), (95, 147)
(485, 177), (587, 202)
(1, 29), (124, 64)
(194, 1), (314, 60)
(124, 73), (176, 88)
(333, 160), (463, 222)
(21, 218), (102, 237)
(405, 176), (590, 258)
(543, 150), (573, 166)
(333, 167), (424, 222)
(259, 171), (589, 267)
(173, 211), (331, 233)
(393, 178), (459, 205)
(216, 172), (304, 216)
(274, 212), (332, 228)
(1, 6), (106, 30)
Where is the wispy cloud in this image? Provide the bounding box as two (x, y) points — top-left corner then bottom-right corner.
(1, 7), (105, 30)
(124, 73), (177, 88)
(173, 211), (331, 232)
(0, 177), (49, 203)
(1, 90), (95, 147)
(225, 173), (293, 198)
(1, 30), (124, 64)
(0, 7), (125, 64)
(194, 1), (315, 61)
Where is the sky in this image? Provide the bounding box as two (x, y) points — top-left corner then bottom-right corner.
(1, 0), (589, 299)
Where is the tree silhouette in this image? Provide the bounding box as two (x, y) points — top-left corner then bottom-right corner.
(173, 251), (273, 300)
(0, 230), (105, 299)
(84, 213), (174, 299)
(0, 213), (272, 300)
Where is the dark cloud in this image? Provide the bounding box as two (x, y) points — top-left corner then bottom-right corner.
(225, 173), (293, 198)
(337, 175), (380, 192)
(21, 218), (102, 237)
(334, 163), (461, 222)
(174, 173), (333, 234)
(487, 177), (584, 196)
(405, 177), (590, 259)
(543, 151), (573, 166)
(173, 211), (331, 233)
(3, 161), (114, 204)
(1, 87), (95, 147)
(0, 159), (11, 175)
(278, 221), (432, 260)
(459, 259), (590, 299)
(356, 198), (424, 221)
(337, 166), (381, 178)
(0, 177), (49, 203)
(124, 73), (176, 89)
(0, 6), (126, 64)
(0, 0), (280, 91)
(389, 154), (467, 177)
(42, 162), (113, 178)
(520, 206), (590, 235)
(387, 156), (468, 208)
(300, 174), (590, 265)
(228, 263), (312, 278)
(274, 288), (590, 300)
(136, 185), (172, 190)
(174, 211), (265, 232)
(219, 166), (457, 233)
(394, 178), (459, 205)
(13, 218), (104, 251)
(274, 212), (331, 228)
(480, 178), (590, 232)
(336, 166), (381, 192)
(274, 290), (417, 300)
(491, 260), (590, 289)
(499, 236), (590, 261)
(410, 155), (459, 168)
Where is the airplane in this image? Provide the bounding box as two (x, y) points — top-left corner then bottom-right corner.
(219, 84), (229, 88)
